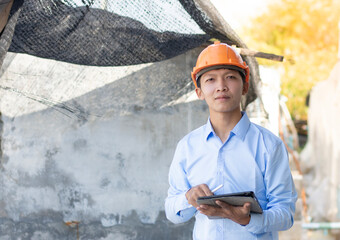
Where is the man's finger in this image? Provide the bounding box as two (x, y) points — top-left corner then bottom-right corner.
(197, 205), (221, 216)
(244, 202), (251, 209)
(199, 184), (213, 196)
(215, 200), (232, 208)
(243, 202), (251, 214)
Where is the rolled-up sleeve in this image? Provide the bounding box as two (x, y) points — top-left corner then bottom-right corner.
(165, 140), (196, 224)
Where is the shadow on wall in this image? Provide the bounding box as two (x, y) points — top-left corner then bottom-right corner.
(0, 49), (208, 239)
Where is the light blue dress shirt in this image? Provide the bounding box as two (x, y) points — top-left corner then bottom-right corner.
(165, 112), (297, 240)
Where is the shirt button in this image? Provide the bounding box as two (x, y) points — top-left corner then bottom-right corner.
(217, 225), (222, 232)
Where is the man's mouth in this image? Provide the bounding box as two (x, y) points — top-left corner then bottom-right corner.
(215, 95), (230, 100)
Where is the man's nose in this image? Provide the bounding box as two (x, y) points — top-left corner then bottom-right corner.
(216, 78), (228, 91)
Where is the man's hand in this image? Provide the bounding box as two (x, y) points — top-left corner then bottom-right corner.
(185, 184), (213, 208)
(197, 201), (251, 226)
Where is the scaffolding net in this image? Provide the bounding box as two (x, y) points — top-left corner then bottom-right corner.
(5, 0), (233, 66)
(1, 0), (259, 109)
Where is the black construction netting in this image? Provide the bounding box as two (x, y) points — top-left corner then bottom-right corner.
(0, 0), (259, 107)
(6, 0), (230, 66)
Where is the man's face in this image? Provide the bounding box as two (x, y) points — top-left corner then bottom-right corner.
(195, 68), (249, 115)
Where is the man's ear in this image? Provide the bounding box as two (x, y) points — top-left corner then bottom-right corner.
(195, 87), (205, 100)
(242, 81), (249, 95)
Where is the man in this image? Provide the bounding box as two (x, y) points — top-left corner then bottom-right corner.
(165, 41), (297, 239)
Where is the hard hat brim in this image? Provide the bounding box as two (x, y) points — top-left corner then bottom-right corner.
(196, 65), (246, 81)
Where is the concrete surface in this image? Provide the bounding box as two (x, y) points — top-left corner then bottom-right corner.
(0, 49), (204, 239)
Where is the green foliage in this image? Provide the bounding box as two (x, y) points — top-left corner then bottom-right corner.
(240, 0), (340, 120)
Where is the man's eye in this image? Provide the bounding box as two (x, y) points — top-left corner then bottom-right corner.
(205, 78), (213, 82)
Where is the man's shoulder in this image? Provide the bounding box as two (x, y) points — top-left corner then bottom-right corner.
(249, 122), (283, 148)
(178, 124), (206, 146)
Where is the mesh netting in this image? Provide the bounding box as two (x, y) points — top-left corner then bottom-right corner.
(6, 0), (231, 66)
(1, 0), (259, 107)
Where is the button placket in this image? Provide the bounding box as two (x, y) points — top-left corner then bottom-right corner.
(216, 146), (225, 191)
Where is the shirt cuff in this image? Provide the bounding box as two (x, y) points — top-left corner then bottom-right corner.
(243, 213), (264, 232)
(176, 192), (196, 218)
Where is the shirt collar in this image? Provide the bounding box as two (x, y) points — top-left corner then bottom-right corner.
(232, 111), (251, 140)
(204, 112), (251, 141)
(204, 118), (215, 140)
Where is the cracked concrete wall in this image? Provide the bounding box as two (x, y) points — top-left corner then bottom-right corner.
(0, 49), (208, 239)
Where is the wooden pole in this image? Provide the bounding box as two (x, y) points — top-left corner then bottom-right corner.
(0, 0), (14, 33)
(236, 47), (284, 62)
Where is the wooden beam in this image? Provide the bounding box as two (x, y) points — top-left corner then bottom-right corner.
(0, 0), (14, 34)
(237, 47), (284, 62)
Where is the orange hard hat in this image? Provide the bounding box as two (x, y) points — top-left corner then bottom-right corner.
(191, 41), (249, 88)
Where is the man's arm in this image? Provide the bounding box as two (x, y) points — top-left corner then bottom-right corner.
(165, 140), (218, 223)
(165, 183), (215, 224)
(244, 141), (297, 233)
(165, 142), (196, 224)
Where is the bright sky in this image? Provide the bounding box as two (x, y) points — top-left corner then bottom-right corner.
(210, 0), (275, 31)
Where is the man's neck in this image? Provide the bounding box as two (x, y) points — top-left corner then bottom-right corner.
(210, 110), (242, 143)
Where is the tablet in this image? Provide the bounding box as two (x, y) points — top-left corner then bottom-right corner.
(196, 191), (263, 214)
